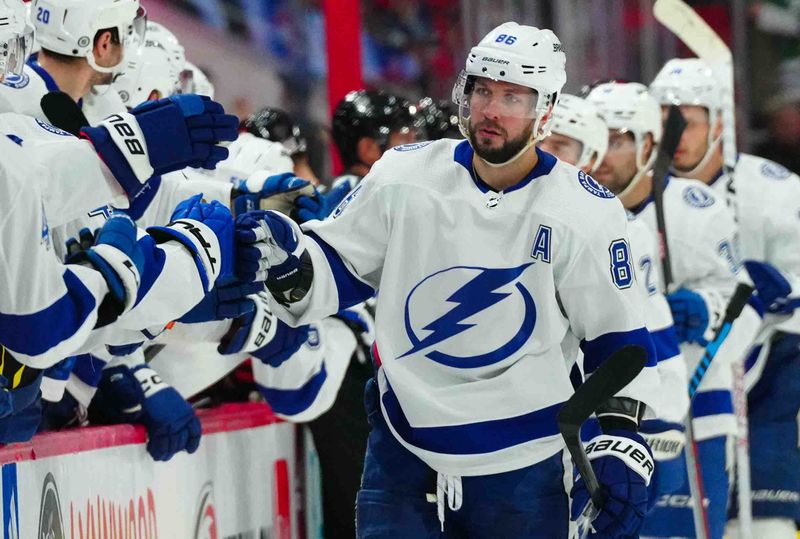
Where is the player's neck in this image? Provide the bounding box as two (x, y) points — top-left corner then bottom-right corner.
(618, 173), (653, 210)
(347, 164), (371, 179)
(37, 54), (94, 103)
(472, 147), (538, 192)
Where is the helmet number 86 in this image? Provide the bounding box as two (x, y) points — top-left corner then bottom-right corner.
(495, 34), (517, 45)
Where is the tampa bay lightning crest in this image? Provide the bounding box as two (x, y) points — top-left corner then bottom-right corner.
(2, 72), (29, 89)
(400, 263), (536, 368)
(682, 186), (715, 208)
(578, 171), (615, 199)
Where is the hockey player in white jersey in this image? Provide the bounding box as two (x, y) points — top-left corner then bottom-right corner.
(239, 22), (660, 538)
(651, 57), (800, 539)
(538, 93), (608, 175)
(0, 0), (145, 124)
(586, 80), (752, 539)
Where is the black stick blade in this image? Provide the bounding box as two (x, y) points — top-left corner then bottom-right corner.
(40, 91), (90, 136)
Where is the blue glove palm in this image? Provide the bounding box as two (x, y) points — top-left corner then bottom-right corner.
(294, 181), (353, 223)
(251, 321), (309, 368)
(666, 288), (709, 344)
(81, 95), (238, 202)
(92, 365), (201, 461)
(743, 259), (799, 314)
(232, 172), (312, 216)
(571, 430), (654, 538)
(179, 279), (264, 323)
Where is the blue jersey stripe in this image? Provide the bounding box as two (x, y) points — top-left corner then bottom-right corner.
(306, 231), (376, 311)
(651, 326), (681, 363)
(133, 235), (167, 308)
(257, 363), (327, 417)
(381, 378), (564, 455)
(71, 354), (109, 388)
(691, 389), (734, 418)
(581, 327), (656, 375)
(0, 269), (97, 356)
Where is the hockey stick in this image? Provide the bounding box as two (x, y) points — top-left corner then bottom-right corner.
(651, 105), (687, 288)
(558, 344), (647, 536)
(649, 101), (716, 539)
(40, 91), (90, 137)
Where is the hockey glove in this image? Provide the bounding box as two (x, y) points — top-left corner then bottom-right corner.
(570, 430), (654, 538)
(294, 180), (353, 223)
(91, 364), (201, 461)
(639, 419), (686, 497)
(666, 288), (710, 344)
(147, 194), (234, 292)
(218, 290), (279, 354)
(179, 279), (264, 323)
(66, 214), (144, 318)
(743, 259), (800, 314)
(235, 210), (313, 302)
(80, 94), (238, 203)
(231, 171), (315, 216)
(251, 321), (309, 368)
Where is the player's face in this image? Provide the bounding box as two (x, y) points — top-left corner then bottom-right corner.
(468, 78), (536, 164)
(668, 105), (712, 173)
(539, 132), (582, 165)
(593, 130), (638, 195)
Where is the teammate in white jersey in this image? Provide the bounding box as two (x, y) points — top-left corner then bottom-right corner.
(0, 0), (145, 124)
(239, 22), (659, 538)
(651, 57), (800, 539)
(586, 80), (750, 539)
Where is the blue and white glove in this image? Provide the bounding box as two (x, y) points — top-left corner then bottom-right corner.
(294, 181), (353, 223)
(0, 370), (43, 443)
(743, 259), (799, 314)
(66, 214), (144, 316)
(217, 290), (309, 367)
(667, 288), (710, 344)
(571, 430), (655, 538)
(92, 364), (201, 461)
(179, 279), (264, 323)
(235, 210), (312, 302)
(147, 194), (234, 292)
(231, 172), (314, 216)
(81, 95), (238, 203)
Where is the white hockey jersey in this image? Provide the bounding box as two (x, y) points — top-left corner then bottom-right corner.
(626, 217), (687, 425)
(632, 176), (755, 439)
(272, 140), (659, 476)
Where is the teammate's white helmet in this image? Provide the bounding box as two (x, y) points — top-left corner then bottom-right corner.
(180, 61), (215, 99)
(216, 133), (294, 182)
(144, 21), (185, 71)
(587, 82), (661, 195)
(113, 34), (180, 107)
(32, 0), (145, 74)
(649, 58), (723, 176)
(0, 0), (34, 80)
(548, 94), (608, 172)
(452, 21), (566, 163)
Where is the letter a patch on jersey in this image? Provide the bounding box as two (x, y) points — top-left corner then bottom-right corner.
(531, 225), (552, 263)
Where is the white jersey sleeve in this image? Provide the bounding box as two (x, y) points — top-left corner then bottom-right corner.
(0, 136), (110, 368)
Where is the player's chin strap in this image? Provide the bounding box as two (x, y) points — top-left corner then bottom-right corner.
(474, 113), (550, 169)
(671, 133), (722, 180)
(617, 145), (659, 201)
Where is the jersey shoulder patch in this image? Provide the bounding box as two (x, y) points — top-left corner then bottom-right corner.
(2, 72), (30, 89)
(35, 118), (72, 137)
(760, 161), (791, 180)
(577, 170), (615, 199)
(682, 185), (715, 208)
(393, 141), (434, 152)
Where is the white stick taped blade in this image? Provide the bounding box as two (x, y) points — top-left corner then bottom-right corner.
(654, 0), (731, 64)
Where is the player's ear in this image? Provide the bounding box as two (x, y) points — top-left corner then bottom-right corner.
(93, 30), (114, 59)
(642, 133), (655, 162)
(357, 137), (382, 167)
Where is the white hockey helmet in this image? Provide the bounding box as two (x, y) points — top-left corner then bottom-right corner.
(216, 133), (294, 183)
(32, 0), (146, 74)
(0, 0), (34, 80)
(180, 60), (215, 99)
(144, 21), (185, 71)
(113, 34), (180, 107)
(452, 21), (566, 165)
(548, 94), (608, 172)
(649, 57), (723, 176)
(587, 82), (662, 195)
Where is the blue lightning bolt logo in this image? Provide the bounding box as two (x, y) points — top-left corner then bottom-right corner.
(400, 263), (537, 368)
